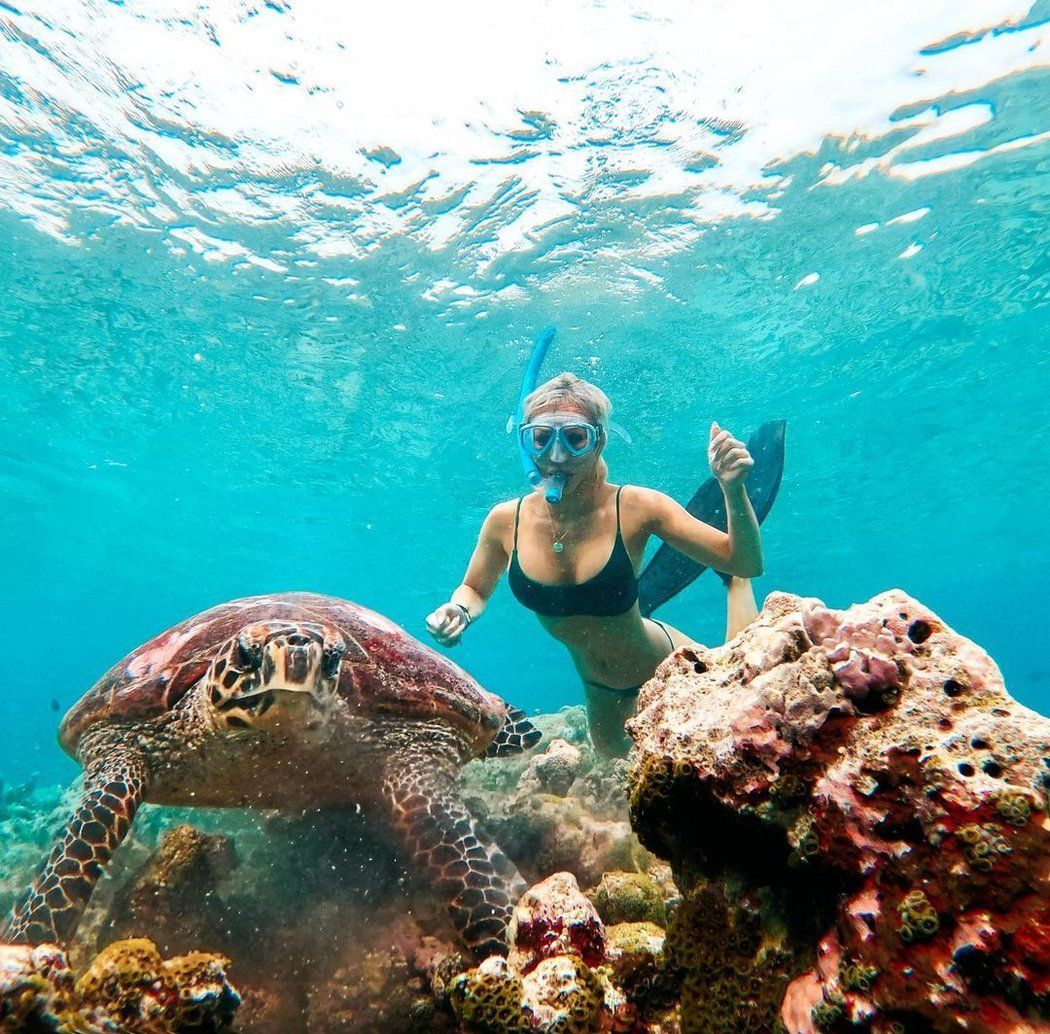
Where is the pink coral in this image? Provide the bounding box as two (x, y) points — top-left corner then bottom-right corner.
(508, 872), (607, 974)
(627, 590), (1049, 1033)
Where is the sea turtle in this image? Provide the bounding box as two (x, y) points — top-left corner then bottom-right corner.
(3, 593), (540, 958)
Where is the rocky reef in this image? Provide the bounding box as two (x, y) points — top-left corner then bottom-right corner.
(2, 591), (1046, 1032)
(627, 590), (1049, 1033)
(0, 937), (239, 1032)
(1, 708), (675, 1031)
(447, 870), (679, 1032)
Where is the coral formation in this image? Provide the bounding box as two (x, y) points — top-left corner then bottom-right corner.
(627, 589), (1050, 1033)
(449, 870), (676, 1033)
(604, 920), (665, 987)
(448, 954), (529, 1032)
(89, 824), (238, 957)
(0, 942), (71, 1031)
(509, 872), (606, 973)
(658, 880), (809, 1034)
(0, 937), (239, 1032)
(517, 739), (585, 798)
(589, 871), (668, 927)
(463, 710), (654, 889)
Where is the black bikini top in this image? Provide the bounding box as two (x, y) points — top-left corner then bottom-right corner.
(508, 486), (639, 618)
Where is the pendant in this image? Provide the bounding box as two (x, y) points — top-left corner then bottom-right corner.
(553, 542), (564, 553)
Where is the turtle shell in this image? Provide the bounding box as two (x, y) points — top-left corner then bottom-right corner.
(60, 592), (507, 756)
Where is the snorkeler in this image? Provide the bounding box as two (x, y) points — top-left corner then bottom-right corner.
(426, 365), (784, 757)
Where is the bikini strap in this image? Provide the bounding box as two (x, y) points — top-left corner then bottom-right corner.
(615, 485), (624, 533)
(513, 497), (524, 550)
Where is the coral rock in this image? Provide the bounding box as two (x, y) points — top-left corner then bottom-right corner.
(589, 871), (668, 927)
(627, 590), (1050, 1033)
(605, 921), (666, 986)
(448, 954), (528, 1032)
(161, 950), (243, 1030)
(74, 937), (240, 1030)
(509, 872), (606, 974)
(0, 937), (239, 1032)
(93, 824), (238, 956)
(523, 954), (604, 1032)
(519, 739), (585, 798)
(0, 942), (72, 1029)
(449, 951), (610, 1034)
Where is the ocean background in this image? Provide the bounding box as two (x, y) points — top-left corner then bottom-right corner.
(0, 0), (1047, 787)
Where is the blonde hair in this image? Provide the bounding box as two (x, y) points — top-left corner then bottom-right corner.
(523, 372), (612, 429)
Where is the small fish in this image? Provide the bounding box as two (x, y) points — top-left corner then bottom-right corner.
(50, 698), (59, 712)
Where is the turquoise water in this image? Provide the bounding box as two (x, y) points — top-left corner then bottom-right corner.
(0, 1), (1047, 787)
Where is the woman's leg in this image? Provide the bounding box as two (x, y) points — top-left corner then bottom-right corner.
(583, 621), (690, 757)
(583, 681), (638, 758)
(725, 577), (759, 641)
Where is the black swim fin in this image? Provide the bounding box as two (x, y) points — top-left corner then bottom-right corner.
(637, 419), (786, 619)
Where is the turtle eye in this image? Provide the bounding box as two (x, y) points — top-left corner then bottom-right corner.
(322, 644), (344, 679)
(235, 633), (264, 671)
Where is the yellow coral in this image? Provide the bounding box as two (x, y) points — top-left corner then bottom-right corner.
(162, 950), (239, 1028)
(897, 890), (939, 942)
(955, 822), (1013, 874)
(628, 755), (677, 814)
(663, 885), (805, 1034)
(811, 990), (846, 1031)
(840, 959), (879, 993)
(605, 922), (666, 986)
(70, 938), (239, 1031)
(526, 955), (603, 1033)
(994, 791), (1033, 827)
(589, 871), (667, 926)
(448, 956), (529, 1033)
(788, 814), (821, 867)
(74, 937), (163, 1017)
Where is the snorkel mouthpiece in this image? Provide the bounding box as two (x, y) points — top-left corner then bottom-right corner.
(543, 471), (566, 504)
(516, 325), (566, 504)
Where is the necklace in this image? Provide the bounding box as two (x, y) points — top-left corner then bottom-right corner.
(545, 503), (570, 553)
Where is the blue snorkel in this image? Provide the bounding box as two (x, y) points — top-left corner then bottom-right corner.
(515, 325), (566, 504)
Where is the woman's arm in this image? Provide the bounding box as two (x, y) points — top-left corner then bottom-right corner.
(640, 423), (764, 578)
(426, 504), (513, 646)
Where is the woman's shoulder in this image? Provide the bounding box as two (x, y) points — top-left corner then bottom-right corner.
(616, 484), (675, 529)
(617, 483), (672, 508)
(482, 498), (523, 532)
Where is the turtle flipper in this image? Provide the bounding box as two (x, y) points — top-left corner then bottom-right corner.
(484, 706), (542, 758)
(383, 752), (524, 959)
(4, 753), (148, 945)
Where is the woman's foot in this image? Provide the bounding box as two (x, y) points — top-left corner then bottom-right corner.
(725, 577), (759, 641)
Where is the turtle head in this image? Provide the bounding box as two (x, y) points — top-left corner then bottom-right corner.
(204, 621), (346, 733)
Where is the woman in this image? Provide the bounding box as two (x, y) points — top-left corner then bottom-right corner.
(426, 373), (766, 757)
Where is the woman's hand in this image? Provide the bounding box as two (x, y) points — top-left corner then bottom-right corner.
(708, 422), (754, 490)
(425, 602), (471, 647)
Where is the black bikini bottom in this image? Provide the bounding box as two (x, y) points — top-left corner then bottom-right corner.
(586, 620), (675, 696)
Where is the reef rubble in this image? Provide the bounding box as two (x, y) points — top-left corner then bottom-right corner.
(627, 589), (1050, 1033)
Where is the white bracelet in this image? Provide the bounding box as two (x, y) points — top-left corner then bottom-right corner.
(455, 603), (473, 627)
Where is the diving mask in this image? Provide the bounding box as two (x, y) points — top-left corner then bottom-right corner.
(519, 420), (603, 460)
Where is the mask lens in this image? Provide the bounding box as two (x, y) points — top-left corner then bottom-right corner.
(522, 424), (554, 456)
(563, 425), (594, 454)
